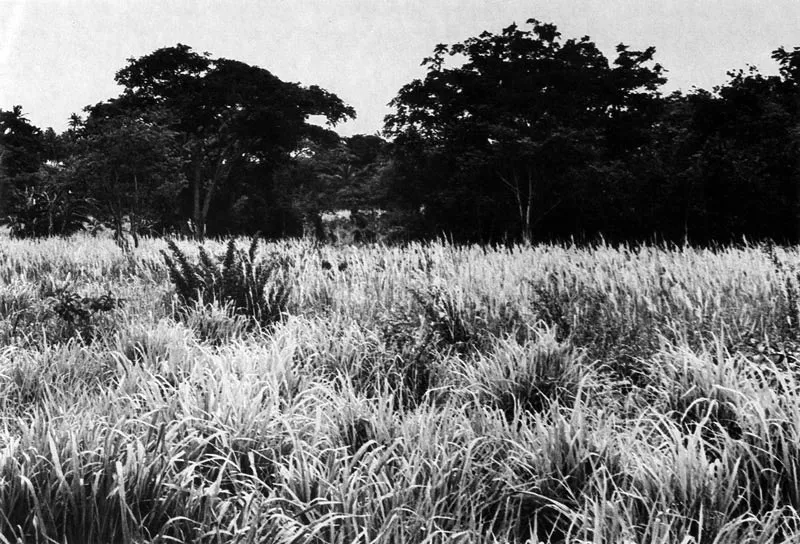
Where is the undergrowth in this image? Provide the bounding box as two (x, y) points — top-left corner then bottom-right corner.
(162, 236), (292, 327)
(0, 236), (798, 543)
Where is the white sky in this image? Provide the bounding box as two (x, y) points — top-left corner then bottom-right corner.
(1, 0), (799, 136)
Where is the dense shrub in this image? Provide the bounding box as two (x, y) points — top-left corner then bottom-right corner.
(6, 187), (86, 238)
(0, 280), (122, 345)
(47, 287), (122, 343)
(161, 236), (292, 327)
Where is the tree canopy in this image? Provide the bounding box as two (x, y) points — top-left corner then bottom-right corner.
(3, 26), (800, 246)
(0, 106), (44, 217)
(385, 19), (666, 242)
(87, 44), (356, 239)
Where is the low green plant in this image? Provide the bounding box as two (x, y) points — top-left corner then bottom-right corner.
(39, 281), (123, 343)
(6, 237), (800, 543)
(162, 236), (292, 326)
(764, 242), (800, 339)
(377, 308), (439, 409)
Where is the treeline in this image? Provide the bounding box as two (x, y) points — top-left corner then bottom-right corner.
(1, 19), (800, 245)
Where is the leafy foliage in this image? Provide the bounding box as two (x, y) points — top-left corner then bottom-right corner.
(385, 19), (665, 242)
(68, 112), (186, 247)
(6, 185), (87, 238)
(97, 44), (356, 239)
(0, 106), (45, 218)
(161, 236), (292, 326)
(6, 25), (800, 245)
(0, 279), (123, 345)
(46, 286), (122, 343)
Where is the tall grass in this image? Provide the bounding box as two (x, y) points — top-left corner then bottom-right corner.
(0, 234), (799, 542)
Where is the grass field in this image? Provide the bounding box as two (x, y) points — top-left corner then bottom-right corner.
(1, 235), (800, 543)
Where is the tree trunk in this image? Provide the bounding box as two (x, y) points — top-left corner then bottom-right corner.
(111, 171), (129, 252)
(0, 148), (7, 218)
(46, 194), (55, 236)
(131, 174), (140, 248)
(192, 145), (233, 241)
(499, 170), (533, 244)
(795, 123), (800, 243)
(192, 158), (204, 241)
(200, 171), (221, 238)
(523, 169), (534, 244)
(793, 99), (800, 243)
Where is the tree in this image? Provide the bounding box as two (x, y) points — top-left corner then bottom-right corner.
(0, 143), (6, 216)
(271, 133), (396, 241)
(5, 165), (87, 238)
(772, 46), (800, 240)
(636, 50), (800, 244)
(70, 112), (186, 247)
(385, 19), (665, 242)
(0, 106), (44, 218)
(89, 44), (356, 239)
(283, 134), (391, 211)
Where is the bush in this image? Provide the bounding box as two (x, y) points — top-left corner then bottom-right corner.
(6, 187), (87, 238)
(42, 282), (123, 343)
(1, 280), (124, 346)
(161, 236), (292, 327)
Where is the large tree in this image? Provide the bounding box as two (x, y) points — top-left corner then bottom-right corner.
(87, 44), (355, 238)
(385, 19), (665, 242)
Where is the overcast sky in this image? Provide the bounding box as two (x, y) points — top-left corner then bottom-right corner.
(1, 0), (799, 136)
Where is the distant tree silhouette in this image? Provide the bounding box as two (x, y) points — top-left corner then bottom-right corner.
(87, 44), (355, 239)
(385, 19), (665, 243)
(0, 106), (44, 219)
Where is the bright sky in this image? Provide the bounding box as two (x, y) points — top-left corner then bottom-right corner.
(1, 0), (798, 136)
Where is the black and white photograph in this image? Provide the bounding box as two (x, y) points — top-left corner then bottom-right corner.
(2, 1), (800, 542)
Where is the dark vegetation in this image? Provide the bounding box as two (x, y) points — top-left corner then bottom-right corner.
(2, 19), (800, 246)
(161, 236), (292, 327)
